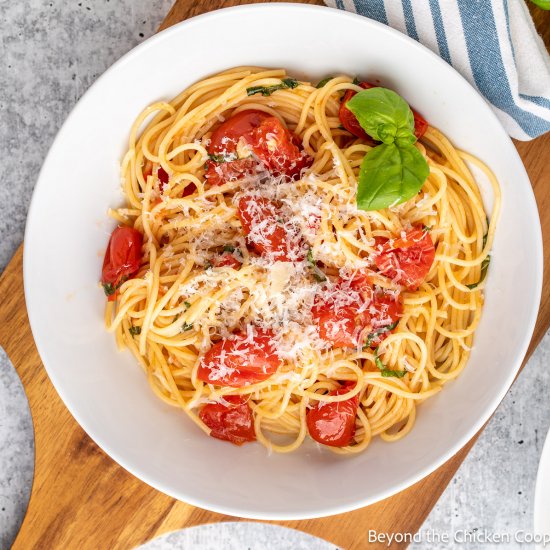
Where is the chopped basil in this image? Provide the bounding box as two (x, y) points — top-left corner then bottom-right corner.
(374, 348), (406, 378)
(466, 255), (491, 290)
(129, 326), (141, 336)
(223, 245), (236, 253)
(364, 321), (399, 348)
(102, 282), (115, 296)
(306, 249), (327, 282)
(422, 225), (432, 233)
(182, 322), (194, 332)
(208, 153), (237, 163)
(184, 301), (191, 309)
(352, 76), (361, 85)
(316, 76), (333, 89)
(205, 261), (213, 270)
(246, 78), (299, 97)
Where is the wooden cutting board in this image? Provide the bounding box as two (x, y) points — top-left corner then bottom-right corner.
(2, 2), (549, 549)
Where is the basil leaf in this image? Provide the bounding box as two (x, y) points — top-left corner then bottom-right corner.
(374, 348), (406, 378)
(129, 326), (141, 336)
(223, 245), (236, 253)
(364, 321), (399, 348)
(352, 76), (361, 85)
(102, 282), (115, 296)
(346, 88), (415, 144)
(247, 78), (299, 97)
(184, 301), (191, 309)
(466, 256), (491, 290)
(357, 142), (429, 211)
(182, 322), (194, 332)
(316, 76), (333, 88)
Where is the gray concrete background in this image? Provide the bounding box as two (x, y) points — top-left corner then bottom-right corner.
(1, 1), (549, 549)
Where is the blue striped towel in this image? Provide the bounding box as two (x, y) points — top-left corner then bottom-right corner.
(325, 0), (550, 140)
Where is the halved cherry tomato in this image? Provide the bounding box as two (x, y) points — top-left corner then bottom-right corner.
(197, 329), (281, 387)
(206, 109), (311, 185)
(339, 81), (429, 141)
(199, 395), (256, 446)
(209, 110), (270, 155)
(373, 227), (435, 290)
(206, 110), (270, 186)
(365, 291), (403, 348)
(101, 226), (143, 301)
(246, 117), (313, 180)
(237, 196), (303, 262)
(306, 384), (359, 447)
(312, 283), (371, 348)
(212, 252), (242, 269)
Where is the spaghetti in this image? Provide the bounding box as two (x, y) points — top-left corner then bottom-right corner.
(103, 67), (500, 454)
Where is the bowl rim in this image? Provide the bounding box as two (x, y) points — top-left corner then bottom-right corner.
(23, 2), (543, 520)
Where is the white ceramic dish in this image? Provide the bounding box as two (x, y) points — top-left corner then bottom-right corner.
(535, 427), (550, 547)
(24, 4), (542, 520)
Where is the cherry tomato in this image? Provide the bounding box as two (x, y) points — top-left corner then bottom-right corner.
(237, 196), (303, 262)
(199, 395), (256, 445)
(365, 291), (403, 348)
(101, 226), (143, 301)
(209, 110), (269, 156)
(373, 227), (435, 290)
(212, 252), (241, 269)
(206, 109), (311, 185)
(245, 117), (313, 180)
(197, 329), (281, 387)
(206, 110), (270, 186)
(306, 384), (359, 447)
(311, 280), (372, 348)
(339, 81), (429, 141)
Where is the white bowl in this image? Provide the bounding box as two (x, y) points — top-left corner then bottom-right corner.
(24, 3), (542, 520)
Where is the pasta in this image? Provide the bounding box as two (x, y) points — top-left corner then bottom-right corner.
(103, 67), (500, 454)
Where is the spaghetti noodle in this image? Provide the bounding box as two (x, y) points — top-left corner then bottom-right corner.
(103, 67), (500, 454)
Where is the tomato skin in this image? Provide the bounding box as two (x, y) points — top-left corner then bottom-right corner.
(374, 227), (435, 290)
(199, 395), (256, 446)
(339, 81), (428, 141)
(197, 329), (281, 387)
(212, 252), (241, 269)
(245, 117), (313, 180)
(366, 291), (403, 348)
(101, 226), (143, 301)
(306, 384), (359, 447)
(237, 196), (303, 262)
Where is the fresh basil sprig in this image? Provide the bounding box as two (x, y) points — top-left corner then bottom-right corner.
(346, 88), (429, 211)
(316, 76), (333, 89)
(247, 78), (299, 97)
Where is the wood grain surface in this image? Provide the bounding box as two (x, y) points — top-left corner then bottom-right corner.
(2, 2), (549, 549)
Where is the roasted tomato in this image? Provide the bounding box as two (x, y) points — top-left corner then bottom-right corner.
(197, 329), (281, 387)
(237, 196), (303, 262)
(206, 109), (311, 185)
(206, 110), (269, 185)
(101, 226), (143, 301)
(373, 227), (435, 290)
(339, 81), (429, 141)
(199, 395), (256, 445)
(306, 384), (359, 447)
(246, 116), (312, 180)
(312, 279), (372, 348)
(364, 291), (403, 348)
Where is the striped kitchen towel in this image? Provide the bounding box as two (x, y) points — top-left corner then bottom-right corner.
(325, 0), (550, 140)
